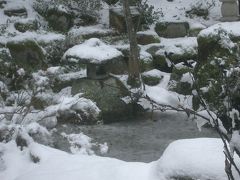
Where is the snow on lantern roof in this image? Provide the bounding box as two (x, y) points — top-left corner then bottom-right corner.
(63, 38), (123, 64)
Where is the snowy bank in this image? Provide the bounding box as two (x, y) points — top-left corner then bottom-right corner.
(1, 138), (239, 180)
(156, 138), (240, 180)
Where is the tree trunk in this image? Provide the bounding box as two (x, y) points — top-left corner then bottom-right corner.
(239, 0), (240, 15)
(122, 0), (141, 87)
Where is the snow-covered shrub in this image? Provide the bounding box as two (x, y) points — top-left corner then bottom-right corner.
(186, 0), (216, 20)
(61, 132), (108, 155)
(137, 0), (161, 29)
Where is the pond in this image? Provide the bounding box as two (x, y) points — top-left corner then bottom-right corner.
(53, 111), (218, 162)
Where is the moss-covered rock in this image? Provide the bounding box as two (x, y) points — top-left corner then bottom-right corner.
(109, 6), (141, 33)
(0, 1), (6, 9)
(14, 19), (38, 33)
(170, 176), (195, 180)
(167, 50), (197, 63)
(189, 27), (204, 37)
(66, 26), (117, 47)
(136, 32), (160, 45)
(153, 54), (172, 72)
(142, 76), (161, 86)
(140, 58), (153, 72)
(103, 0), (119, 5)
(71, 77), (134, 123)
(38, 35), (66, 65)
(4, 6), (27, 17)
(0, 48), (12, 62)
(169, 65), (193, 95)
(155, 22), (189, 38)
(46, 5), (74, 32)
(6, 39), (45, 72)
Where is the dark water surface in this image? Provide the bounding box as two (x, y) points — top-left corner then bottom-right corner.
(54, 111), (218, 162)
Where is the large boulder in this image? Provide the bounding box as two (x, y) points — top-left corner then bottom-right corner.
(0, 48), (11, 62)
(36, 33), (66, 64)
(145, 44), (171, 72)
(4, 6), (27, 17)
(145, 37), (198, 72)
(14, 19), (38, 33)
(103, 0), (119, 5)
(168, 63), (194, 95)
(155, 22), (189, 38)
(103, 0), (137, 5)
(136, 31), (160, 45)
(66, 25), (117, 47)
(142, 69), (163, 86)
(46, 5), (74, 32)
(139, 50), (154, 72)
(0, 1), (6, 9)
(109, 6), (141, 33)
(6, 39), (45, 72)
(71, 77), (133, 123)
(189, 23), (206, 37)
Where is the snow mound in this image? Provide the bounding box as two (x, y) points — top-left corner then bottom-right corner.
(0, 141), (160, 180)
(156, 138), (240, 180)
(148, 0), (221, 26)
(199, 22), (240, 38)
(63, 38), (123, 64)
(155, 37), (198, 57)
(68, 25), (114, 37)
(145, 85), (190, 108)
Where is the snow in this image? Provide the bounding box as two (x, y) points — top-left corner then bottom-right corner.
(0, 81), (8, 94)
(140, 50), (153, 62)
(61, 132), (109, 155)
(180, 72), (193, 85)
(142, 69), (164, 78)
(155, 37), (198, 58)
(1, 1), (239, 180)
(199, 21), (240, 38)
(63, 38), (123, 64)
(0, 141), (159, 180)
(1, 138), (240, 180)
(57, 70), (87, 82)
(156, 138), (240, 180)
(148, 0), (221, 26)
(61, 132), (95, 155)
(68, 25), (114, 37)
(7, 31), (65, 44)
(137, 30), (159, 36)
(193, 110), (227, 134)
(46, 66), (64, 76)
(145, 85), (180, 108)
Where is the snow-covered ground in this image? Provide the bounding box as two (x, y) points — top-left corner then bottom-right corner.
(1, 138), (239, 180)
(148, 0), (221, 27)
(1, 0), (240, 180)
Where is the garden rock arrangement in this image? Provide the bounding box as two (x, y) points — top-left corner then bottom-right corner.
(2, 0), (240, 180)
(0, 0), (239, 127)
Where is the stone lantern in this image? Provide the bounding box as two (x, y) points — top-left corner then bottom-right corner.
(63, 38), (123, 80)
(220, 0), (239, 21)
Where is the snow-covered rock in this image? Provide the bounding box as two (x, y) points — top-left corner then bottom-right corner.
(156, 138), (240, 180)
